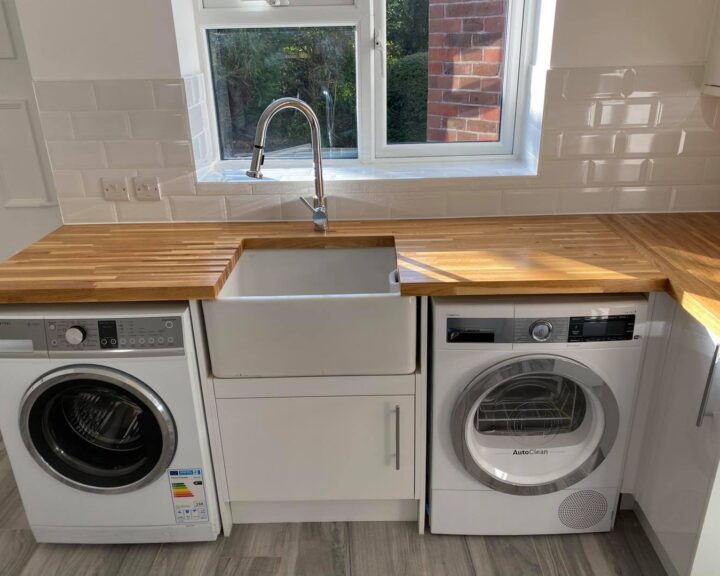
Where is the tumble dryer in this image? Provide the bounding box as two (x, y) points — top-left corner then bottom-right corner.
(430, 295), (647, 535)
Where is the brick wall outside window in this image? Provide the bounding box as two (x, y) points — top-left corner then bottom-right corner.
(427, 0), (506, 142)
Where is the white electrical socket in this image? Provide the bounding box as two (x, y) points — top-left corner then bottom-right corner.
(133, 176), (162, 201)
(101, 177), (130, 201)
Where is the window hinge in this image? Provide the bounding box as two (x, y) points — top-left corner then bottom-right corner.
(266, 0), (290, 6)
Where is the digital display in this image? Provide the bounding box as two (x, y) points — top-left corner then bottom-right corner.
(583, 320), (626, 338)
(97, 320), (118, 349)
(569, 315), (635, 342)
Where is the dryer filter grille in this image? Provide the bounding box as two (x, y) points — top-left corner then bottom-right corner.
(558, 490), (608, 530)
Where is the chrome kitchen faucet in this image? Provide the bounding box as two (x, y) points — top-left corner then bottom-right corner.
(246, 97), (329, 232)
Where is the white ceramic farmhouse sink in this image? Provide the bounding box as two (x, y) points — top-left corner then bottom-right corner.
(202, 246), (417, 378)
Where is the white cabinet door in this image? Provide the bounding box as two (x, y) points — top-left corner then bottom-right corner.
(218, 395), (415, 502)
(637, 305), (720, 576)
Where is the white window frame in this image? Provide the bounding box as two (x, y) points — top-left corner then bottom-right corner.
(194, 0), (531, 167)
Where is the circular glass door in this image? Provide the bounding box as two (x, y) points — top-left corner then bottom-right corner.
(20, 365), (177, 494)
(451, 355), (619, 495)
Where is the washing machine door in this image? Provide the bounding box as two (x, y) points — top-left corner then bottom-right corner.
(452, 355), (619, 495)
(19, 365), (177, 494)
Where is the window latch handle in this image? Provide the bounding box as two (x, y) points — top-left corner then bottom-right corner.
(374, 30), (386, 78)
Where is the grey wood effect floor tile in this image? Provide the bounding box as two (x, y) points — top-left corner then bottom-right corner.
(349, 521), (426, 576)
(147, 539), (225, 576)
(466, 535), (544, 576)
(0, 530), (37, 576)
(615, 511), (667, 576)
(215, 556), (282, 576)
(534, 534), (597, 576)
(18, 542), (130, 576)
(114, 544), (162, 576)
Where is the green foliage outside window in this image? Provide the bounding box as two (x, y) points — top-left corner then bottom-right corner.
(208, 27), (357, 159)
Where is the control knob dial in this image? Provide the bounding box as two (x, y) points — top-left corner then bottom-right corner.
(529, 320), (553, 342)
(65, 326), (87, 346)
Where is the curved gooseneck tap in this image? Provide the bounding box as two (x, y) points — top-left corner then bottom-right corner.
(246, 97), (328, 232)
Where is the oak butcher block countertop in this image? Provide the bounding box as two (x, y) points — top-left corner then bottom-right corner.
(0, 213), (718, 335)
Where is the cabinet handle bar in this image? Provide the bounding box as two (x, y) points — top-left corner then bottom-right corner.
(697, 345), (720, 427)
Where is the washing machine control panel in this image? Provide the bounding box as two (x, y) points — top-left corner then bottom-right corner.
(448, 314), (637, 344)
(45, 316), (184, 353)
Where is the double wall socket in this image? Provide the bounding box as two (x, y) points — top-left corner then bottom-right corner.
(133, 177), (162, 201)
(101, 177), (130, 201)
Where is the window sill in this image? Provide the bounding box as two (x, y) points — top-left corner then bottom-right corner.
(196, 158), (538, 192)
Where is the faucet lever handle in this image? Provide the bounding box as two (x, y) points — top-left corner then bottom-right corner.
(299, 195), (316, 212)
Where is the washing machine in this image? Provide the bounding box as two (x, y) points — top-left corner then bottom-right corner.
(430, 295), (647, 535)
(0, 303), (221, 544)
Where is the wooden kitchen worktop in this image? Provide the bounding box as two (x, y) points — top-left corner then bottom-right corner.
(0, 213), (719, 335)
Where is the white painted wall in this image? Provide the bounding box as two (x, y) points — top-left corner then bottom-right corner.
(0, 0), (60, 261)
(552, 0), (718, 67)
(14, 0), (182, 80)
(14, 0), (719, 80)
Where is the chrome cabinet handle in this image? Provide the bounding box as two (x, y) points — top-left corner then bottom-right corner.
(697, 345), (720, 427)
(395, 404), (400, 471)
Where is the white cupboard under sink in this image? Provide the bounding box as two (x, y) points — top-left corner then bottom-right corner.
(636, 301), (720, 576)
(218, 394), (415, 502)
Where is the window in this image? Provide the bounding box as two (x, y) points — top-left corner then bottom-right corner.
(208, 27), (358, 160)
(198, 0), (530, 164)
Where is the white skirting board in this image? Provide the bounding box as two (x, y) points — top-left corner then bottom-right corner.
(230, 500), (419, 524)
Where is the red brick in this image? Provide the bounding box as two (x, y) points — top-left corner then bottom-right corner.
(468, 91), (499, 106)
(429, 47), (463, 62)
(481, 77), (503, 92)
(462, 18), (484, 32)
(472, 63), (500, 76)
(457, 131), (482, 141)
(483, 16), (505, 32)
(478, 132), (500, 141)
(443, 90), (470, 104)
(429, 5), (445, 18)
(443, 62), (473, 75)
(428, 61), (443, 75)
(427, 115), (443, 129)
(445, 117), (466, 130)
(459, 48), (485, 62)
(466, 119), (498, 132)
(429, 33), (445, 47)
(483, 47), (504, 62)
(428, 75), (453, 89)
(452, 76), (482, 90)
(446, 33), (474, 47)
(432, 18), (462, 33)
(427, 102), (460, 117)
(472, 32), (503, 47)
(479, 106), (501, 122)
(427, 128), (457, 142)
(428, 89), (444, 102)
(446, 1), (504, 18)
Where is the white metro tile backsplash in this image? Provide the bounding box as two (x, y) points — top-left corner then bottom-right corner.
(42, 65), (720, 224)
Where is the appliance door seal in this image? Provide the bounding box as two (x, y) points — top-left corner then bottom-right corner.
(19, 365), (177, 494)
(451, 355), (619, 495)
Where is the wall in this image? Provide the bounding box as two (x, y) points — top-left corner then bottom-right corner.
(552, 0), (717, 68)
(13, 0), (720, 224)
(14, 0), (182, 80)
(0, 0), (60, 260)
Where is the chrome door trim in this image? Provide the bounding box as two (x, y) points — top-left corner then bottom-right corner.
(19, 364), (177, 494)
(451, 355), (619, 496)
